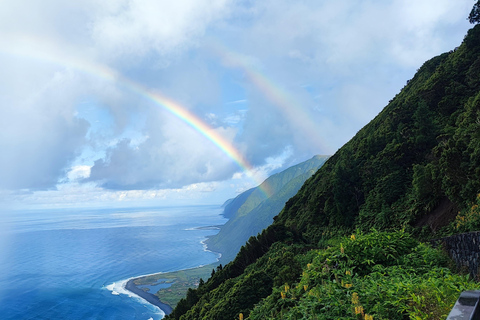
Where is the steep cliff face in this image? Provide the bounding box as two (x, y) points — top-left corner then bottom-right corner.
(206, 155), (329, 262)
(166, 25), (480, 320)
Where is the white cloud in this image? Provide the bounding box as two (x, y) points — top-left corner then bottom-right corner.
(211, 0), (472, 159)
(0, 65), (89, 190)
(66, 165), (92, 182)
(0, 178), (241, 210)
(91, 0), (232, 62)
(87, 108), (240, 189)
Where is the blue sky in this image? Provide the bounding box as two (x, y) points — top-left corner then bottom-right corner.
(0, 0), (474, 209)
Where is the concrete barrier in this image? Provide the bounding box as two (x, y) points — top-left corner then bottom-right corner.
(446, 291), (480, 320)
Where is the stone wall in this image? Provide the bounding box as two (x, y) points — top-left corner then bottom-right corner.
(431, 231), (480, 279)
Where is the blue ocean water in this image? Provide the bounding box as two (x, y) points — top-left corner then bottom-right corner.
(0, 205), (226, 320)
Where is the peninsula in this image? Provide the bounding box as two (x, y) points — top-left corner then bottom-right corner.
(125, 279), (173, 315)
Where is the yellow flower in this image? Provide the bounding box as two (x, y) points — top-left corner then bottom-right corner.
(351, 292), (359, 305)
(239, 313), (244, 320)
(284, 285), (290, 292)
(350, 234), (356, 240)
(303, 285), (308, 291)
(364, 314), (373, 320)
(354, 306), (364, 315)
(281, 292), (286, 299)
(344, 283), (353, 289)
(346, 270), (351, 275)
(307, 263), (312, 269)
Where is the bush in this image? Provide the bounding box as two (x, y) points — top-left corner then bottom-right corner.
(249, 230), (478, 320)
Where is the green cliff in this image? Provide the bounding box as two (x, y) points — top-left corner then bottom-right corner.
(206, 155), (329, 262)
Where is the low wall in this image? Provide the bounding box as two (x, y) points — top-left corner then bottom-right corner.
(431, 231), (480, 279)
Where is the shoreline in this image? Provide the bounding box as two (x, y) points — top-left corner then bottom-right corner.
(121, 264), (221, 314)
(121, 224), (225, 315)
(124, 278), (173, 315)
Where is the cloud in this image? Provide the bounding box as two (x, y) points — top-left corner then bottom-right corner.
(0, 66), (89, 190)
(91, 0), (232, 63)
(66, 165), (92, 182)
(209, 0), (472, 160)
(88, 108), (239, 189)
(0, 0), (235, 192)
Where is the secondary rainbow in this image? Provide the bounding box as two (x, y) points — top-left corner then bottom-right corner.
(209, 41), (333, 154)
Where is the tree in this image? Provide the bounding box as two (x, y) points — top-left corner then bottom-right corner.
(469, 1), (480, 24)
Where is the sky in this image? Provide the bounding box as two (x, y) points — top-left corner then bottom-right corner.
(0, 0), (474, 210)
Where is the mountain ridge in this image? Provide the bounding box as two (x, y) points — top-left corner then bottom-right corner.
(206, 155), (329, 262)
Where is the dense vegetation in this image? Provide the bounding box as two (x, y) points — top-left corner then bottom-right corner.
(248, 231), (476, 320)
(207, 155), (328, 262)
(165, 24), (480, 320)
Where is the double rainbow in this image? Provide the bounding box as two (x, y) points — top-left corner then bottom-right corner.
(0, 35), (273, 197)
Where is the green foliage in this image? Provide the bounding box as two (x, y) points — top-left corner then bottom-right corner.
(469, 1), (480, 24)
(165, 225), (292, 320)
(248, 231), (476, 320)
(329, 230), (418, 274)
(166, 242), (311, 320)
(451, 193), (480, 232)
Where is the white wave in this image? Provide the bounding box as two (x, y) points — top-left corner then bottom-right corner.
(105, 282), (120, 295)
(104, 277), (166, 319)
(200, 238), (222, 260)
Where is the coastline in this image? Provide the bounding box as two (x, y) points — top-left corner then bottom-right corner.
(120, 224), (225, 315)
(125, 278), (173, 315)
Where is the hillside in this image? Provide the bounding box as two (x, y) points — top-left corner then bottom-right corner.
(221, 188), (256, 220)
(206, 155), (329, 262)
(277, 25), (480, 241)
(165, 24), (480, 320)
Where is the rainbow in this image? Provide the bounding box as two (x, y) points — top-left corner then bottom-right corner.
(209, 41), (333, 154)
(0, 34), (273, 197)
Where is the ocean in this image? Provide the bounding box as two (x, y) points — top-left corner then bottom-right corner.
(0, 205), (227, 320)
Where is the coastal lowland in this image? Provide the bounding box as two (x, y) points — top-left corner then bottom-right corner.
(128, 265), (215, 312)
